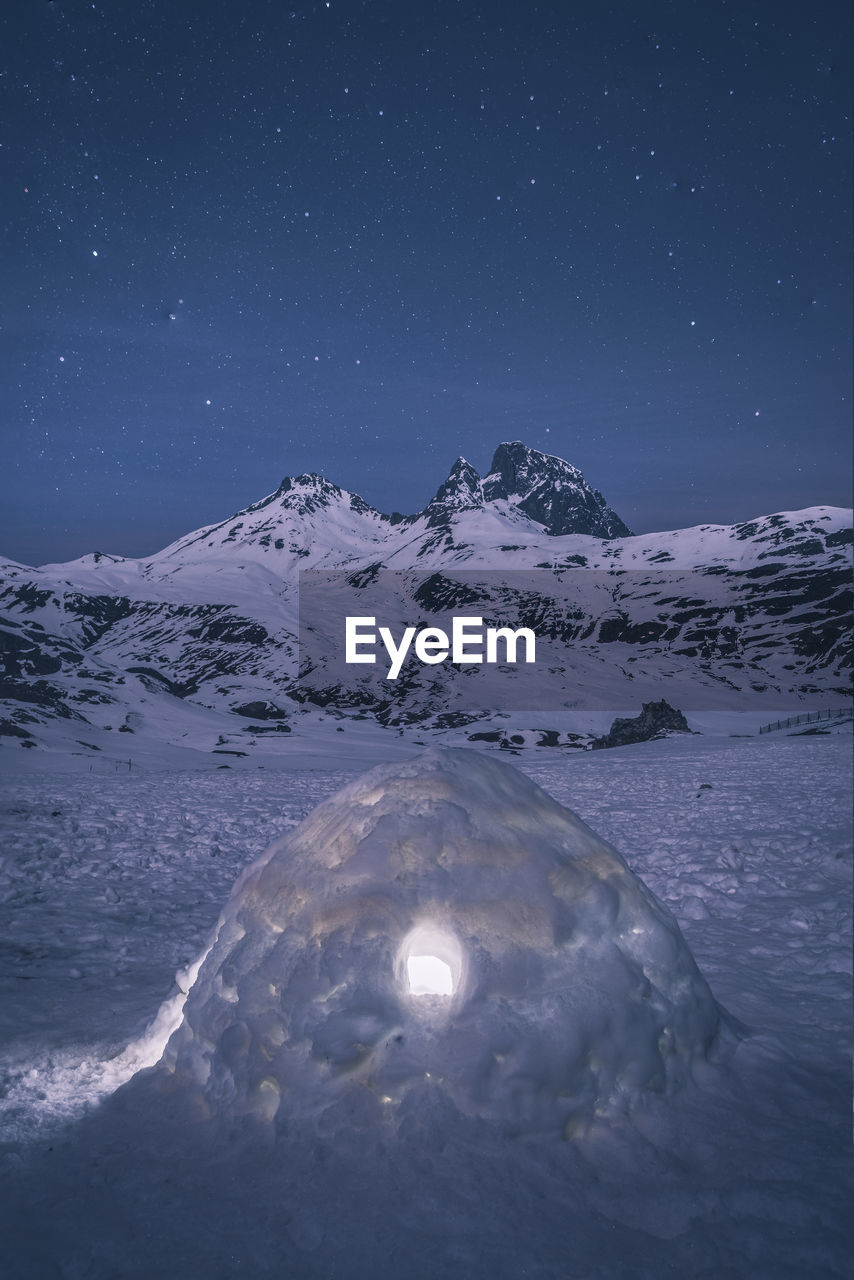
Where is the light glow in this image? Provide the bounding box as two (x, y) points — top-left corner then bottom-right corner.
(407, 953), (454, 996)
(399, 923), (464, 1002)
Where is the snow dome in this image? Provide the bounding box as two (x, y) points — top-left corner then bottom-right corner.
(157, 749), (723, 1137)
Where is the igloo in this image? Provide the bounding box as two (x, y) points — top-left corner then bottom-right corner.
(157, 749), (723, 1137)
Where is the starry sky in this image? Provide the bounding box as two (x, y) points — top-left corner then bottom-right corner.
(1, 0), (851, 565)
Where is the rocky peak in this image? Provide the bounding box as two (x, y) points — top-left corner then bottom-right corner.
(251, 443), (629, 540)
(245, 473), (383, 521)
(411, 442), (631, 538)
(275, 473), (342, 504)
(482, 442), (632, 539)
(421, 457), (484, 526)
(483, 442), (583, 501)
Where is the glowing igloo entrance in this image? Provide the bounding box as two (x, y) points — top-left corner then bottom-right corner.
(157, 748), (723, 1136)
(401, 924), (463, 997)
(407, 954), (451, 995)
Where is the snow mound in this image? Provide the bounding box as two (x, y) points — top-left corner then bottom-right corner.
(158, 749), (722, 1136)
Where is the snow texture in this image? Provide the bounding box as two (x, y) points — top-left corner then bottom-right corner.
(0, 733), (850, 1278)
(1, 441), (849, 758)
(158, 749), (723, 1135)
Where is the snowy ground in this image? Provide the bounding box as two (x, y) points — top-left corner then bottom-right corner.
(0, 731), (851, 1278)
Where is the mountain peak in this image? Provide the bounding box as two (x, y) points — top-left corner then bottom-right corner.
(482, 441), (631, 538)
(276, 472), (339, 498)
(210, 442), (630, 548)
(415, 442), (630, 537)
(486, 442), (583, 493)
(422, 457), (484, 525)
(238, 471), (383, 526)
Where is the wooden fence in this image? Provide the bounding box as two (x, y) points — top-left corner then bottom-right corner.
(758, 707), (852, 735)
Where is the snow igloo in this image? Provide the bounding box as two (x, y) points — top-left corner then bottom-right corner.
(157, 749), (722, 1137)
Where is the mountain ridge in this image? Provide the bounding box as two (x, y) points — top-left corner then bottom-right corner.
(27, 442), (630, 572)
(0, 441), (850, 759)
(412, 443), (631, 539)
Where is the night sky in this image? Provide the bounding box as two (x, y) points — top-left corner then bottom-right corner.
(2, 0), (851, 566)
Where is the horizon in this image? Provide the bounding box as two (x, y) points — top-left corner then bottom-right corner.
(6, 436), (852, 570)
(2, 1), (851, 566)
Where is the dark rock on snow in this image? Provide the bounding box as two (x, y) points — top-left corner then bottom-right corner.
(592, 700), (691, 750)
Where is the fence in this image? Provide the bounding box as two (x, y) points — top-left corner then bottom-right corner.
(758, 707), (853, 735)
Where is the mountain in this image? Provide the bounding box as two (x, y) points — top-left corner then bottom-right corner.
(112, 442), (628, 576)
(482, 441), (631, 538)
(416, 444), (631, 538)
(0, 443), (851, 760)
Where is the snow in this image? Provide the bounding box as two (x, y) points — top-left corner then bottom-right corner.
(2, 459), (848, 774)
(3, 493), (847, 769)
(25, 477), (852, 582)
(0, 733), (850, 1277)
(157, 749), (722, 1136)
(0, 770), (343, 1135)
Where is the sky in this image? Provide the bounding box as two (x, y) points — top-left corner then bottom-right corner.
(1, 0), (851, 565)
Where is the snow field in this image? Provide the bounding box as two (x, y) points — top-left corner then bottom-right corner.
(0, 733), (850, 1278)
(532, 736), (852, 1046)
(0, 770), (348, 1133)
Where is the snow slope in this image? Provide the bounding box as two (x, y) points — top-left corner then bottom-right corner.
(0, 733), (850, 1278)
(1, 442), (850, 759)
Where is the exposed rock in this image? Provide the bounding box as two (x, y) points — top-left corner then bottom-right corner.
(482, 442), (632, 538)
(592, 700), (691, 750)
(232, 700), (288, 721)
(418, 442), (631, 538)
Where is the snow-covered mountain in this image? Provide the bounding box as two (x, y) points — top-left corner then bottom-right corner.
(412, 442), (631, 541)
(22, 442), (626, 583)
(0, 442), (851, 758)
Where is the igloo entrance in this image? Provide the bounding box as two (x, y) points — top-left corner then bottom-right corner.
(400, 923), (463, 997)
